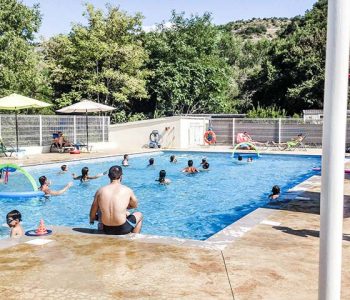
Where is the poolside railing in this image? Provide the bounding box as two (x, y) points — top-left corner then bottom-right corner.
(0, 114), (109, 148)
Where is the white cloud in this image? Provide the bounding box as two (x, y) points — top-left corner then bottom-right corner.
(142, 22), (173, 33)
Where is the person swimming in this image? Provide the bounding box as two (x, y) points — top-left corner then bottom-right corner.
(170, 155), (177, 163)
(238, 155), (243, 161)
(148, 158), (155, 167)
(72, 167), (106, 182)
(247, 157), (253, 163)
(200, 158), (207, 166)
(122, 154), (129, 166)
(182, 160), (199, 173)
(156, 170), (171, 184)
(202, 162), (210, 170)
(38, 175), (73, 196)
(269, 185), (280, 200)
(58, 164), (68, 174)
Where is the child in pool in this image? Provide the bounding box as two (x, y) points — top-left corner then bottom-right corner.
(170, 155), (177, 163)
(201, 162), (210, 171)
(156, 170), (171, 185)
(269, 185), (280, 200)
(72, 167), (107, 182)
(122, 154), (129, 166)
(58, 164), (68, 174)
(148, 158), (155, 167)
(6, 210), (24, 238)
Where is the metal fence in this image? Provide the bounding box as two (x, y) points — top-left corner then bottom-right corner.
(0, 114), (109, 147)
(210, 118), (349, 147)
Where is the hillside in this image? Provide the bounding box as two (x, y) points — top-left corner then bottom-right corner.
(222, 17), (291, 40)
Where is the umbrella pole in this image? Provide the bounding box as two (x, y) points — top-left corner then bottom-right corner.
(86, 110), (89, 151)
(15, 110), (19, 152)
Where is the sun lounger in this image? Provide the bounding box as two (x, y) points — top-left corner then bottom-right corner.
(0, 139), (17, 157)
(272, 135), (306, 151)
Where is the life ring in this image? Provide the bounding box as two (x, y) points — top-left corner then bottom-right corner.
(204, 130), (216, 144)
(70, 149), (80, 154)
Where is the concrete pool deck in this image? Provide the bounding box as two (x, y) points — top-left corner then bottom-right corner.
(1, 147), (349, 299)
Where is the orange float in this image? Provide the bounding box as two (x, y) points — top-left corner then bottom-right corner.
(204, 130), (216, 145)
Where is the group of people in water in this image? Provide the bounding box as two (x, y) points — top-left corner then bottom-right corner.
(4, 153), (280, 238)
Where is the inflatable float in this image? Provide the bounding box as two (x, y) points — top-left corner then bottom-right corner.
(0, 164), (44, 198)
(232, 142), (260, 158)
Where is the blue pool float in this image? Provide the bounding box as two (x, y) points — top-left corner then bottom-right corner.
(0, 191), (45, 198)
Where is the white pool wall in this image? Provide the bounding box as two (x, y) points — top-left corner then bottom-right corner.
(109, 116), (209, 150)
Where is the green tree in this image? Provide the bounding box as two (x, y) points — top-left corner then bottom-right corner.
(44, 4), (149, 121)
(247, 0), (328, 114)
(0, 0), (51, 101)
(143, 12), (233, 117)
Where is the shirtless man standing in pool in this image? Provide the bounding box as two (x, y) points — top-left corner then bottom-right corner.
(89, 165), (143, 235)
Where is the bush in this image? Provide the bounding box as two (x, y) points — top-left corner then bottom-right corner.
(246, 104), (286, 118)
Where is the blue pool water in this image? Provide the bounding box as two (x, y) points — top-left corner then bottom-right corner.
(0, 152), (320, 240)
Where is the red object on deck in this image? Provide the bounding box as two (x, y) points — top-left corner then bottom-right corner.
(70, 149), (80, 154)
(35, 219), (48, 235)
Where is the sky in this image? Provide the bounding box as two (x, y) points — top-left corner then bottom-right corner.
(22, 0), (318, 39)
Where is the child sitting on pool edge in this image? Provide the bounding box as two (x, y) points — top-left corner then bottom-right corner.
(6, 210), (24, 238)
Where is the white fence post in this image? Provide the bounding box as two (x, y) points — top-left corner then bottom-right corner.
(102, 117), (105, 143)
(73, 116), (77, 144)
(278, 118), (282, 143)
(232, 118), (235, 146)
(39, 115), (42, 146)
(0, 115), (2, 139)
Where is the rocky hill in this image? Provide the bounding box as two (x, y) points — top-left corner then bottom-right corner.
(221, 17), (291, 40)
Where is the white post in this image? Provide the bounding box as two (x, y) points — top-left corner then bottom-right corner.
(278, 118), (282, 143)
(0, 115), (2, 138)
(232, 118), (236, 147)
(39, 115), (42, 146)
(319, 0), (350, 299)
(102, 117), (105, 143)
(107, 116), (110, 142)
(73, 116), (77, 144)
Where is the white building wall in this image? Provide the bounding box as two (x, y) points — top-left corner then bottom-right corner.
(109, 116), (209, 151)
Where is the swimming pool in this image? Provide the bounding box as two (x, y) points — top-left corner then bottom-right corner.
(0, 151), (320, 240)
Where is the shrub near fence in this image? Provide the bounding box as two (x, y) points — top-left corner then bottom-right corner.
(0, 114), (109, 147)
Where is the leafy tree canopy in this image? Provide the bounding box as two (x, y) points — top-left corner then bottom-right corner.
(0, 0), (51, 102)
(143, 12), (233, 117)
(44, 4), (149, 121)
